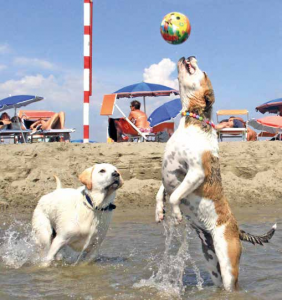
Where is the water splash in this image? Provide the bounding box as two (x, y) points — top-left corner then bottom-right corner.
(0, 220), (40, 268)
(134, 217), (203, 298)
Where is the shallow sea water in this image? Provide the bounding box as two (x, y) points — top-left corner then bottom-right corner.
(0, 205), (281, 300)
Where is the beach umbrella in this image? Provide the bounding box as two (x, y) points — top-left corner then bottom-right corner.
(0, 95), (44, 112)
(248, 116), (282, 134)
(148, 98), (181, 127)
(113, 82), (179, 113)
(255, 98), (282, 115)
(0, 95), (44, 143)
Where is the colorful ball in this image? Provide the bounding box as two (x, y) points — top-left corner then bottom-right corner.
(160, 12), (191, 45)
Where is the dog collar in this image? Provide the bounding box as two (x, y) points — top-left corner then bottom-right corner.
(182, 111), (216, 129)
(82, 190), (116, 211)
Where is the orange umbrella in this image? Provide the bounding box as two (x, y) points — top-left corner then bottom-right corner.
(248, 116), (282, 134)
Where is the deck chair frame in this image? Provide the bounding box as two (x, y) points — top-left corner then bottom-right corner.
(30, 128), (75, 142)
(19, 110), (75, 143)
(216, 109), (249, 141)
(0, 129), (31, 143)
(0, 108), (30, 143)
(100, 94), (149, 142)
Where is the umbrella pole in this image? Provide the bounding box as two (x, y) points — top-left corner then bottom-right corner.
(14, 107), (26, 143)
(143, 96), (146, 114)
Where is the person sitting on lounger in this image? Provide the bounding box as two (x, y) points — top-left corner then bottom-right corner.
(0, 112), (12, 130)
(128, 100), (151, 132)
(215, 116), (257, 141)
(30, 111), (65, 132)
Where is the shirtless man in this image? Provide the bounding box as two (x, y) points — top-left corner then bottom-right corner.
(128, 100), (150, 130)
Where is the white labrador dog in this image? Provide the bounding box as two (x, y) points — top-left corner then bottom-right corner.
(32, 163), (123, 266)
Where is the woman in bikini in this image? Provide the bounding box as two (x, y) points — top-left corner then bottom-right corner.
(30, 111), (65, 132)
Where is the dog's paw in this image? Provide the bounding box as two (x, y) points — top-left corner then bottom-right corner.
(171, 205), (182, 225)
(155, 207), (165, 223)
(39, 260), (52, 268)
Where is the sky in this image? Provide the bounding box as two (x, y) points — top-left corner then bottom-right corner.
(0, 0), (281, 142)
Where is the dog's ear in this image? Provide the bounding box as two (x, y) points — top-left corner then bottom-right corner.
(79, 166), (95, 190)
(117, 169), (124, 187)
(203, 72), (215, 110)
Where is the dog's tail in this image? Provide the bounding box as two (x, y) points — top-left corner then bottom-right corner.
(239, 224), (277, 246)
(53, 175), (62, 189)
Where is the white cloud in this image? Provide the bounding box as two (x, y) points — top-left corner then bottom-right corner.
(0, 44), (11, 54)
(14, 57), (55, 70)
(141, 58), (180, 116)
(143, 58), (178, 89)
(0, 73), (82, 110)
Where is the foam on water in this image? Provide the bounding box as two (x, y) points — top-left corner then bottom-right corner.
(134, 217), (204, 298)
(0, 220), (40, 268)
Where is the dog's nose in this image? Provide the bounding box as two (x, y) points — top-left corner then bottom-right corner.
(187, 56), (196, 62)
(112, 171), (120, 178)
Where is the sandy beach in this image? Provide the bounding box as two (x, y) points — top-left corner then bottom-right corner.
(0, 141), (281, 212)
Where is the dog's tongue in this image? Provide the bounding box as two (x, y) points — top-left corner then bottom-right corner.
(188, 64), (195, 74)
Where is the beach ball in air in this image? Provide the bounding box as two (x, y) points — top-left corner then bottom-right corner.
(160, 12), (191, 45)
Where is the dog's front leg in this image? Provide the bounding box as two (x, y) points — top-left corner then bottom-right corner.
(42, 236), (67, 267)
(170, 168), (205, 223)
(155, 184), (166, 222)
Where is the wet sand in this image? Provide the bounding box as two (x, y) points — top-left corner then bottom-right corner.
(0, 141), (282, 212)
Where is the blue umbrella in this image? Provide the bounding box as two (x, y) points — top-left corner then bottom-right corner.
(256, 98), (282, 115)
(113, 82), (179, 113)
(0, 95), (44, 143)
(71, 139), (96, 143)
(148, 98), (182, 127)
(0, 95), (44, 112)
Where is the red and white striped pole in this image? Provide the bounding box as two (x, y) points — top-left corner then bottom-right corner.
(83, 0), (93, 143)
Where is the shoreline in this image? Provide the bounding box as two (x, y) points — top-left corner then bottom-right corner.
(1, 141), (282, 213)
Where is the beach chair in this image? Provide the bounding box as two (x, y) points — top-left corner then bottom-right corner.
(100, 94), (150, 142)
(216, 109), (249, 141)
(18, 110), (75, 142)
(0, 116), (31, 143)
(101, 94), (175, 142)
(0, 128), (31, 143)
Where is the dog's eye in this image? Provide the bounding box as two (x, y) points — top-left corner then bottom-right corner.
(99, 169), (106, 173)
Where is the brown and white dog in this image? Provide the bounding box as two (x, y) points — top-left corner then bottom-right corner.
(155, 56), (276, 291)
(32, 163), (123, 266)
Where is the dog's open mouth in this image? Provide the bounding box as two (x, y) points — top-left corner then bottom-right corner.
(105, 180), (120, 190)
(112, 180), (120, 189)
(185, 60), (196, 75)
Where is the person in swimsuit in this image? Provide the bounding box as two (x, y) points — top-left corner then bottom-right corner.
(0, 112), (12, 130)
(30, 111), (65, 132)
(215, 116), (244, 130)
(128, 100), (150, 132)
(215, 116), (257, 141)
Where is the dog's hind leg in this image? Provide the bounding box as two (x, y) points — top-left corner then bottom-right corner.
(192, 224), (223, 288)
(44, 236), (67, 266)
(155, 184), (166, 222)
(213, 224), (242, 291)
(32, 209), (53, 256)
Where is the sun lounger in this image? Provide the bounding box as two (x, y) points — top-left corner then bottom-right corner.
(30, 128), (75, 142)
(101, 94), (175, 142)
(18, 110), (75, 142)
(216, 109), (249, 141)
(0, 128), (31, 143)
